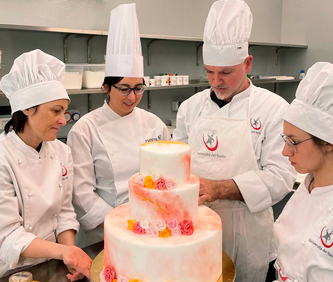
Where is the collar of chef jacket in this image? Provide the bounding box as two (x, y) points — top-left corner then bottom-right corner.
(8, 131), (49, 159)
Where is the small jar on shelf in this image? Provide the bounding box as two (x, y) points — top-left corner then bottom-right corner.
(299, 70), (306, 80)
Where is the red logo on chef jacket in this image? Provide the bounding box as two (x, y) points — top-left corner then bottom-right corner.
(278, 268), (289, 281)
(203, 130), (218, 151)
(61, 165), (68, 177)
(320, 226), (333, 248)
(250, 117), (262, 130)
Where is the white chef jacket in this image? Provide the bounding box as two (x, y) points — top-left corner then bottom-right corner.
(0, 131), (79, 277)
(67, 102), (170, 247)
(173, 84), (297, 214)
(274, 174), (333, 282)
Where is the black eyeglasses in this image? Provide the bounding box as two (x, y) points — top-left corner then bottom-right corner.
(112, 84), (146, 96)
(280, 134), (313, 153)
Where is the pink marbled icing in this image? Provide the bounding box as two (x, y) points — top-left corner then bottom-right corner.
(181, 153), (191, 182)
(129, 177), (195, 223)
(104, 204), (222, 282)
(195, 206), (222, 231)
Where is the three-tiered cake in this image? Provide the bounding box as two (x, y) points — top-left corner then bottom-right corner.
(101, 141), (222, 282)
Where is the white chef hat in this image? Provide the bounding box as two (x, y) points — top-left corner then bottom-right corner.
(105, 3), (143, 78)
(284, 62), (333, 144)
(0, 49), (69, 114)
(203, 0), (253, 67)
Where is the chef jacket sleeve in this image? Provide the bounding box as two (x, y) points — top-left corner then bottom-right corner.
(0, 159), (36, 269)
(56, 147), (79, 237)
(67, 127), (113, 232)
(233, 106), (297, 213)
(172, 100), (190, 143)
(162, 125), (171, 141)
(307, 268), (333, 281)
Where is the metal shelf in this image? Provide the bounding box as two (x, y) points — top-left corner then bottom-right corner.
(0, 24), (308, 48)
(0, 79), (301, 112)
(0, 79), (301, 97)
(249, 42), (307, 49)
(0, 79), (301, 95)
(251, 79), (302, 84)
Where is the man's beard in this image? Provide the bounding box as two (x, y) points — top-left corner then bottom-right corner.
(214, 85), (231, 100)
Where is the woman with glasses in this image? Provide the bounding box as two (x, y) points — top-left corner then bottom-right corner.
(67, 4), (170, 247)
(273, 62), (333, 281)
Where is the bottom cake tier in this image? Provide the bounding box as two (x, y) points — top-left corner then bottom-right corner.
(102, 203), (222, 282)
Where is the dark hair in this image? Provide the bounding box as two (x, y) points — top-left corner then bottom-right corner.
(311, 134), (328, 147)
(103, 76), (146, 102)
(4, 106), (38, 134)
(103, 76), (124, 91)
(103, 77), (124, 103)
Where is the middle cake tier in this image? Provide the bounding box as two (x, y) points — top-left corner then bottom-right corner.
(129, 173), (200, 224)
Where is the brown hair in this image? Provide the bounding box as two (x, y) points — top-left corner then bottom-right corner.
(4, 106), (38, 134)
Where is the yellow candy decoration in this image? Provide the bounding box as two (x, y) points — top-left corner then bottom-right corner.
(144, 176), (156, 189)
(127, 219), (137, 230)
(159, 227), (171, 238)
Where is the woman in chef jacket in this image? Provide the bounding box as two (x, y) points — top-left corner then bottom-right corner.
(274, 62), (333, 282)
(0, 49), (91, 280)
(67, 3), (170, 247)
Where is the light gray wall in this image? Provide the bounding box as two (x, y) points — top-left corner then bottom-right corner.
(279, 0), (333, 102)
(0, 0), (282, 41)
(281, 0), (333, 68)
(246, 0), (283, 43)
(0, 0), (285, 135)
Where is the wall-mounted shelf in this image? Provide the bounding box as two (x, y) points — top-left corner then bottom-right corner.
(0, 79), (301, 96)
(0, 79), (301, 111)
(0, 79), (301, 97)
(0, 23), (308, 73)
(0, 24), (306, 111)
(0, 24), (308, 48)
(249, 42), (307, 49)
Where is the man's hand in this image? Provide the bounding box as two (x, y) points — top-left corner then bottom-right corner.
(199, 178), (244, 205)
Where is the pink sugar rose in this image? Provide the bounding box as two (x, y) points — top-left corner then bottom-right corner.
(117, 275), (129, 282)
(146, 226), (159, 237)
(134, 175), (145, 186)
(156, 178), (166, 190)
(133, 222), (146, 234)
(165, 179), (176, 190)
(104, 265), (116, 282)
(153, 219), (167, 231)
(171, 226), (182, 236)
(180, 220), (194, 235)
(167, 218), (179, 230)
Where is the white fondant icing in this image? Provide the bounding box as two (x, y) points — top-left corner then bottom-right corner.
(140, 142), (191, 184)
(104, 204), (222, 282)
(103, 141), (222, 282)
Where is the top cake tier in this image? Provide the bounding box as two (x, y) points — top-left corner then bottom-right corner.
(140, 141), (191, 185)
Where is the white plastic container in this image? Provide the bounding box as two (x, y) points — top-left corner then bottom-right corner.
(182, 75), (189, 85)
(154, 75), (162, 86)
(82, 64), (105, 88)
(9, 271), (33, 282)
(149, 78), (156, 87)
(161, 75), (169, 86)
(63, 64), (83, 90)
(176, 75), (183, 85)
(170, 75), (177, 86)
